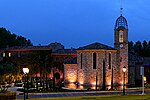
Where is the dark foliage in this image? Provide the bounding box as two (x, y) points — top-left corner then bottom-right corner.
(0, 27), (33, 49)
(129, 40), (150, 57)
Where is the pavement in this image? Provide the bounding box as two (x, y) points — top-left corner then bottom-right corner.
(6, 86), (150, 99)
(16, 88), (147, 99)
(7, 86), (24, 95)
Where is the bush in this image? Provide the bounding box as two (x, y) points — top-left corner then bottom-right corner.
(0, 91), (16, 100)
(0, 85), (16, 100)
(145, 83), (150, 88)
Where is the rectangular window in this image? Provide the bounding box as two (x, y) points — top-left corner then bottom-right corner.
(81, 53), (82, 69)
(3, 52), (5, 57)
(8, 52), (11, 57)
(109, 53), (111, 69)
(93, 53), (96, 69)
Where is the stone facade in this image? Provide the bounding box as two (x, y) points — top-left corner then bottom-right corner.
(77, 50), (120, 89)
(114, 15), (129, 85)
(64, 64), (77, 89)
(63, 14), (129, 90)
(63, 42), (129, 89)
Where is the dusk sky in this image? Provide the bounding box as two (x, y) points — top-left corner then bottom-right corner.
(0, 0), (150, 48)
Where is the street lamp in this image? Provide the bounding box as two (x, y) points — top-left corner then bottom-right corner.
(23, 68), (29, 99)
(122, 66), (126, 95)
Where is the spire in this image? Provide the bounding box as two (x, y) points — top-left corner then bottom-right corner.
(120, 0), (123, 16)
(120, 8), (123, 16)
(114, 0), (128, 29)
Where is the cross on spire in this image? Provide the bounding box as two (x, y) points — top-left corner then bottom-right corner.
(120, 7), (123, 16)
(120, 0), (123, 16)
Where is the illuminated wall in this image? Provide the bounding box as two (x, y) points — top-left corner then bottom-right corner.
(64, 64), (77, 89)
(77, 50), (122, 89)
(64, 49), (128, 90)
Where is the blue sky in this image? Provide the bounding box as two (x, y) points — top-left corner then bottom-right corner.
(0, 0), (150, 48)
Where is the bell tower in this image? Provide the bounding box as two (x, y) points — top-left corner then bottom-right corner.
(114, 6), (128, 84)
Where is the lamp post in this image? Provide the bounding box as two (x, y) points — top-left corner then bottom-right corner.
(23, 68), (29, 99)
(122, 66), (126, 95)
(140, 66), (144, 95)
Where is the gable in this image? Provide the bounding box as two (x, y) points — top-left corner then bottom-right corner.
(77, 42), (116, 50)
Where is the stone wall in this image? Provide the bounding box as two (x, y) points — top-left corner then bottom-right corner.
(119, 45), (128, 84)
(114, 28), (128, 85)
(77, 50), (120, 89)
(64, 64), (77, 84)
(128, 66), (135, 86)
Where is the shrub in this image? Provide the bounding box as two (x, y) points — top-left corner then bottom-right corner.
(0, 91), (16, 100)
(145, 83), (150, 88)
(0, 83), (16, 100)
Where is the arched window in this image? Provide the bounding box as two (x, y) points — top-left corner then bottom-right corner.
(119, 30), (123, 42)
(108, 53), (111, 69)
(93, 53), (96, 69)
(54, 73), (60, 79)
(81, 53), (82, 69)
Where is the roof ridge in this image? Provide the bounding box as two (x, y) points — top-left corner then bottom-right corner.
(78, 42), (116, 50)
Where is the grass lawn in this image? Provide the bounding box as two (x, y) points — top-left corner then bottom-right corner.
(17, 95), (150, 100)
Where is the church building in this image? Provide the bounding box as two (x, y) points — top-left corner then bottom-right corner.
(0, 7), (146, 90)
(64, 12), (129, 90)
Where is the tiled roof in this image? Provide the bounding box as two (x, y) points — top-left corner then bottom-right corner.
(143, 57), (150, 65)
(78, 42), (116, 50)
(0, 46), (51, 51)
(64, 57), (77, 64)
(52, 48), (76, 54)
(128, 52), (143, 66)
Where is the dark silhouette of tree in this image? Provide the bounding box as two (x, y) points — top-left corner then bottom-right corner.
(134, 41), (142, 55)
(142, 40), (148, 56)
(0, 27), (33, 48)
(0, 61), (17, 75)
(128, 41), (134, 52)
(15, 50), (53, 91)
(148, 41), (150, 56)
(129, 40), (150, 57)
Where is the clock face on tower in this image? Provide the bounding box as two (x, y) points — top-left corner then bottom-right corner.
(120, 44), (123, 48)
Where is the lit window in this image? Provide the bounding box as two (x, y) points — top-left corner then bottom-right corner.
(119, 30), (123, 42)
(3, 52), (5, 57)
(8, 52), (11, 57)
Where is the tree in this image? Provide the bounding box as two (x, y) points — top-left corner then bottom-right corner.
(0, 60), (19, 83)
(134, 41), (142, 56)
(142, 40), (148, 56)
(0, 27), (33, 48)
(148, 41), (150, 56)
(128, 40), (150, 57)
(128, 41), (134, 52)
